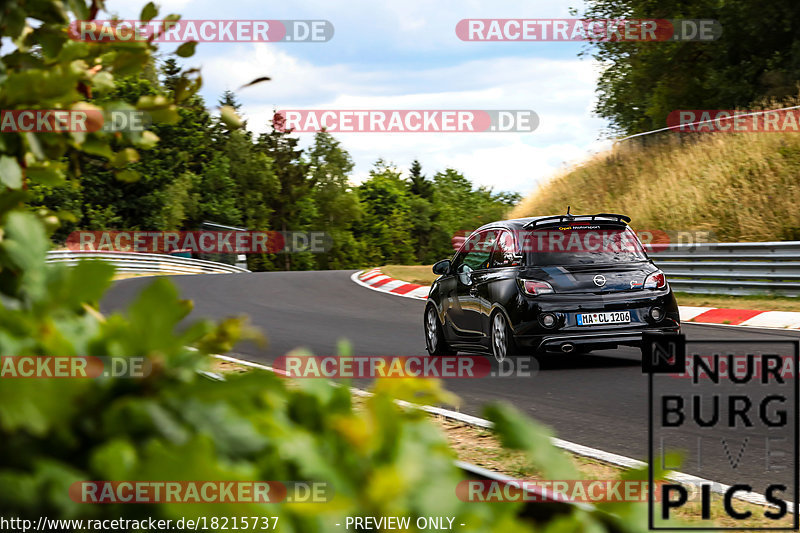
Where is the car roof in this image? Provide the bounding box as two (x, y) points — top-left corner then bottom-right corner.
(473, 215), (630, 233)
(473, 217), (552, 232)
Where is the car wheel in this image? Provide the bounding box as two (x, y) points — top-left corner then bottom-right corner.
(425, 305), (454, 356)
(491, 311), (516, 363)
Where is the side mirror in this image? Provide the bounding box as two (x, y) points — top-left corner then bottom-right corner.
(457, 263), (473, 285)
(432, 259), (451, 275)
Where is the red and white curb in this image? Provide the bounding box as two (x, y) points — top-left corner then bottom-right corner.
(352, 268), (430, 299)
(354, 269), (800, 330)
(213, 352), (789, 512)
(679, 306), (800, 329)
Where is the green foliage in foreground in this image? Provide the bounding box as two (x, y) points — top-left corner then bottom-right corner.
(0, 216), (637, 531)
(0, 231), (637, 532)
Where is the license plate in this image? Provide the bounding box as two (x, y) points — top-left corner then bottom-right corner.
(577, 311), (630, 326)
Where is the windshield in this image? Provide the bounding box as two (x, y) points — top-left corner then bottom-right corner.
(520, 226), (648, 266)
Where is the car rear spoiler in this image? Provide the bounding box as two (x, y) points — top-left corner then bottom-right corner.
(522, 213), (631, 228)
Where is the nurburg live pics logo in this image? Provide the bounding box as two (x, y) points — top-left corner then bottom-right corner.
(643, 333), (799, 530)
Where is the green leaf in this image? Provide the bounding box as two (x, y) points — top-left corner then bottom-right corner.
(65, 260), (115, 306)
(90, 71), (115, 93)
(79, 137), (113, 159)
(66, 0), (90, 20)
(220, 105), (243, 129)
(0, 378), (88, 436)
(115, 169), (140, 182)
(2, 211), (50, 274)
(238, 76), (271, 90)
(90, 439), (139, 479)
(133, 130), (159, 149)
(3, 6), (27, 39)
(0, 156), (23, 189)
(140, 1), (159, 22)
(56, 40), (89, 62)
(110, 148), (140, 168)
(137, 94), (170, 109)
(25, 132), (44, 160)
(485, 402), (579, 480)
(147, 107), (180, 124)
(175, 41), (197, 58)
(125, 278), (193, 353)
(180, 399), (268, 456)
(26, 161), (65, 186)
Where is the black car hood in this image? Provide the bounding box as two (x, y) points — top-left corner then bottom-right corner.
(518, 262), (660, 294)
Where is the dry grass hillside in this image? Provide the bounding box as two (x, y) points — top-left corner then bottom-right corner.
(510, 131), (800, 242)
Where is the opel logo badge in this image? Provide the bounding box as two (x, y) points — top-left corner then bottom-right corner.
(593, 275), (606, 287)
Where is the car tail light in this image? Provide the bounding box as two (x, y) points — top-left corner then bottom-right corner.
(644, 271), (667, 289)
(520, 279), (554, 296)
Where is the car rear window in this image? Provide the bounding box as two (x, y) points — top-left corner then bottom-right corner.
(519, 226), (647, 266)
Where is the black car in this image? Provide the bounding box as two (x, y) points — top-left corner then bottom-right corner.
(424, 211), (680, 361)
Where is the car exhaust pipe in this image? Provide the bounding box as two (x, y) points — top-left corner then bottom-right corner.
(561, 343), (575, 353)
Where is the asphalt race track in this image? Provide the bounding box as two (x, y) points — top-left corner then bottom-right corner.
(103, 270), (800, 499)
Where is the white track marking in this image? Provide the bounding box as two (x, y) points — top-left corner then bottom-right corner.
(212, 352), (792, 512)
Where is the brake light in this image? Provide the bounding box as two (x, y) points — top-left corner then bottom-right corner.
(521, 280), (554, 296)
(644, 271), (667, 289)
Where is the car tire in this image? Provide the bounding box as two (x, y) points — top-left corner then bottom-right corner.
(490, 311), (517, 363)
(425, 305), (454, 356)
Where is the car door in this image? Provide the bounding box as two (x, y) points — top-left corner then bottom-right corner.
(477, 230), (521, 337)
(449, 230), (497, 338)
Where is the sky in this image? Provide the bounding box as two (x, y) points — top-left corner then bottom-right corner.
(111, 0), (614, 195)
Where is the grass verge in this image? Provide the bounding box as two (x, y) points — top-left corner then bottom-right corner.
(377, 264), (439, 285)
(509, 118), (800, 243)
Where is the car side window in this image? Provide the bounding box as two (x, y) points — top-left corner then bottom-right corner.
(459, 230), (498, 271)
(451, 233), (477, 271)
(491, 230), (517, 268)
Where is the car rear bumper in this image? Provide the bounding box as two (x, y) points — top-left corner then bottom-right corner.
(514, 324), (680, 353)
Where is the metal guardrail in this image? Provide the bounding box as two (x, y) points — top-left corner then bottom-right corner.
(649, 241), (800, 296)
(46, 250), (249, 275)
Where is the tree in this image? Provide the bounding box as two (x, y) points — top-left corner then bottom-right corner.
(29, 69), (220, 232)
(307, 131), (363, 269)
(256, 122), (313, 270)
(405, 160), (435, 263)
(579, 0), (800, 135)
(356, 160), (416, 264)
(408, 159), (433, 199)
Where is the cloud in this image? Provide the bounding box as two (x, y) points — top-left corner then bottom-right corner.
(197, 45), (606, 194)
(147, 0), (612, 194)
